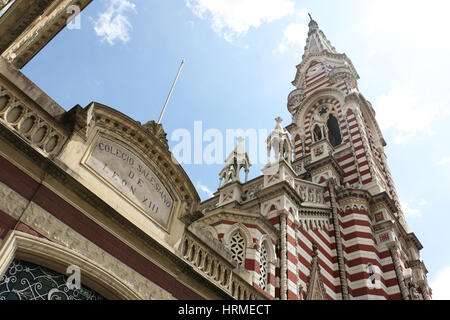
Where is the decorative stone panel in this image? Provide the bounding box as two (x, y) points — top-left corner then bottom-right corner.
(180, 230), (266, 300)
(0, 84), (67, 157)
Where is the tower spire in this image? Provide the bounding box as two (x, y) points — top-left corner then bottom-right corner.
(302, 15), (336, 59)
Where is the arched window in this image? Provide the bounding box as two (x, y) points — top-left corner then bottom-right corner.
(327, 114), (342, 147)
(313, 125), (322, 142)
(0, 259), (104, 300)
(230, 231), (246, 266)
(259, 242), (268, 290)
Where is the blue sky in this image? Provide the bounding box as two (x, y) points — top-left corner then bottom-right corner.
(21, 0), (450, 299)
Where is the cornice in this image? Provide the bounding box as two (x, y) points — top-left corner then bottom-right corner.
(198, 209), (279, 240)
(305, 154), (345, 178)
(0, 0), (55, 53)
(2, 0), (94, 69)
(258, 180), (304, 208)
(292, 51), (360, 88)
(369, 191), (398, 214)
(407, 233), (423, 251)
(336, 187), (372, 204)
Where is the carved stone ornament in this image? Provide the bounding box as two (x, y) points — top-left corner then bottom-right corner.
(143, 120), (169, 149)
(306, 243), (327, 300)
(0, 84), (67, 158)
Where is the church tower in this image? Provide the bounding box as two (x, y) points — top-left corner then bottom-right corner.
(198, 15), (431, 300)
(284, 15), (431, 300)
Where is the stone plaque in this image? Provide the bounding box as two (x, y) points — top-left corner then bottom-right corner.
(86, 136), (173, 228)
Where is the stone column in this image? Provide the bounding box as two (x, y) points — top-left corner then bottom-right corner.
(389, 245), (410, 300)
(327, 179), (349, 300)
(295, 220), (301, 300)
(420, 285), (431, 300)
(280, 211), (288, 300)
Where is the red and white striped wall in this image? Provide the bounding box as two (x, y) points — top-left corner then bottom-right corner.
(345, 109), (373, 186)
(296, 223), (341, 300)
(339, 206), (401, 299)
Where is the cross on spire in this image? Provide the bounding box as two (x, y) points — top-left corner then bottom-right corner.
(275, 117), (283, 124)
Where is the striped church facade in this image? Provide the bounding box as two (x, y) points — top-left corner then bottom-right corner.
(197, 17), (430, 300)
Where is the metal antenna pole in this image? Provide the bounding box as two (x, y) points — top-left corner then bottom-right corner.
(157, 58), (185, 124)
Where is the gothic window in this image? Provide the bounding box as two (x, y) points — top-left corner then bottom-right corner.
(0, 259), (104, 300)
(259, 242), (268, 291)
(313, 125), (323, 142)
(230, 231), (246, 266)
(327, 114), (342, 147)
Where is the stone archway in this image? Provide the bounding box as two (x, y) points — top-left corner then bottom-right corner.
(0, 231), (143, 300)
(0, 258), (104, 300)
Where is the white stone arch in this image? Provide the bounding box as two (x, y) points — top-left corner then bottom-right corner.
(223, 223), (253, 249)
(256, 235), (276, 294)
(293, 88), (346, 126)
(258, 235), (276, 265)
(203, 224), (219, 240)
(281, 136), (293, 162)
(263, 202), (280, 217)
(0, 231), (144, 300)
(314, 174), (328, 185)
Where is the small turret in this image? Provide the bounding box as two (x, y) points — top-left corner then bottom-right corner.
(266, 117), (293, 165)
(218, 137), (251, 188)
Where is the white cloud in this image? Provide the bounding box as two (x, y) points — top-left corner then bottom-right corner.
(358, 0), (450, 50)
(438, 156), (450, 166)
(92, 0), (136, 45)
(196, 182), (214, 198)
(277, 23), (308, 54)
(374, 83), (440, 144)
(401, 201), (423, 218)
(186, 0), (295, 42)
(431, 266), (450, 300)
